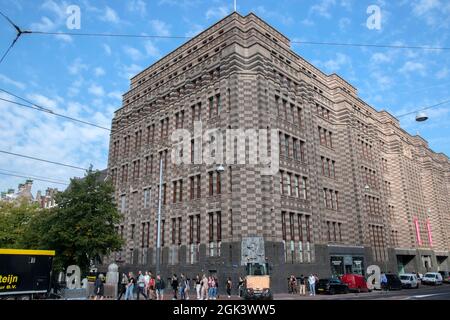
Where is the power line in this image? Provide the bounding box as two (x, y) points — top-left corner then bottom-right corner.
(0, 168), (68, 184)
(395, 99), (450, 118)
(0, 89), (111, 131)
(27, 30), (450, 51)
(0, 10), (31, 65)
(0, 171), (69, 186)
(0, 150), (88, 171)
(31, 30), (191, 40)
(291, 40), (450, 51)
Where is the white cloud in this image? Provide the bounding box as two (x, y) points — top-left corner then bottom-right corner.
(108, 91), (122, 101)
(185, 24), (204, 37)
(310, 0), (336, 18)
(412, 0), (441, 15)
(121, 64), (143, 79)
(399, 61), (427, 75)
(88, 84), (105, 97)
(150, 20), (171, 37)
(94, 67), (105, 77)
(253, 6), (294, 26)
(26, 93), (59, 109)
(29, 0), (74, 42)
(100, 6), (120, 24)
(68, 58), (88, 75)
(127, 0), (147, 16)
(322, 53), (351, 72)
(338, 17), (351, 30)
(371, 52), (391, 64)
(103, 44), (112, 56)
(124, 46), (144, 61)
(144, 41), (161, 58)
(0, 74), (26, 90)
(436, 67), (449, 79)
(205, 5), (230, 20)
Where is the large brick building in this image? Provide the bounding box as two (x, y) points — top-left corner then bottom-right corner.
(107, 12), (450, 292)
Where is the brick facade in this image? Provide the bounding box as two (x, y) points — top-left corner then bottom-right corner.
(106, 12), (450, 292)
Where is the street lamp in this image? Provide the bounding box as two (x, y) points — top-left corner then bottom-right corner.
(155, 155), (164, 276)
(415, 111), (428, 122)
(216, 164), (225, 173)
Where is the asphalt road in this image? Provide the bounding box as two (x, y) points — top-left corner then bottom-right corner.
(274, 283), (450, 300)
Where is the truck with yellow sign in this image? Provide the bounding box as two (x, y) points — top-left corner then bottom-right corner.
(0, 249), (55, 299)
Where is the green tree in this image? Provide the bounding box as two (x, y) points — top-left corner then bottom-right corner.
(21, 169), (124, 273)
(0, 200), (41, 248)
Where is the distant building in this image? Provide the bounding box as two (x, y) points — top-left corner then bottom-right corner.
(35, 188), (59, 209)
(0, 180), (34, 203)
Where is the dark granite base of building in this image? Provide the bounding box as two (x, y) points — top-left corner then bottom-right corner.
(102, 241), (450, 294)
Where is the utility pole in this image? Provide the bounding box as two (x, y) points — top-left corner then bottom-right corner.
(156, 155), (163, 275)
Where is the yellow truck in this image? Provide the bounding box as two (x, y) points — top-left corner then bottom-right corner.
(243, 262), (273, 300)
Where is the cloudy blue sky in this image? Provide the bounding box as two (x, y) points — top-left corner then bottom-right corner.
(0, 0), (449, 195)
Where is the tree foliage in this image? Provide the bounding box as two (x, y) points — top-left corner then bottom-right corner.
(2, 170), (124, 273)
(0, 200), (41, 248)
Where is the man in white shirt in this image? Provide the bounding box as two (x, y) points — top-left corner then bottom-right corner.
(308, 274), (316, 296)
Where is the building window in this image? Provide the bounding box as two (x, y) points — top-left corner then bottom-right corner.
(293, 138), (299, 160)
(144, 188), (150, 209)
(196, 214), (201, 244)
(189, 216), (194, 244)
(216, 172), (221, 194)
(286, 173), (292, 196)
(120, 195), (126, 213)
(178, 217), (182, 245)
(293, 175), (299, 197)
(190, 176), (195, 199)
(196, 174), (201, 198)
(209, 172), (214, 196)
(171, 218), (176, 245)
(281, 211), (286, 241)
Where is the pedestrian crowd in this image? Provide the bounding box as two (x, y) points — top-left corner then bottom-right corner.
(116, 271), (233, 300)
(288, 274), (319, 296)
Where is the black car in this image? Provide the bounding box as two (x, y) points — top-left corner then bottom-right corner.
(316, 278), (349, 295)
(384, 274), (403, 290)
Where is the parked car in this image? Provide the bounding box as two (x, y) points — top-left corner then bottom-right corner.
(384, 274), (403, 290)
(421, 272), (443, 285)
(399, 273), (419, 289)
(341, 274), (369, 292)
(316, 278), (349, 295)
(438, 271), (450, 284)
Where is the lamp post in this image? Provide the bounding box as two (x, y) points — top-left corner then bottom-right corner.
(156, 155), (163, 275)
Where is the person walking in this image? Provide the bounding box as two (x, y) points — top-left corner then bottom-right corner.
(380, 273), (388, 292)
(94, 274), (104, 300)
(201, 274), (208, 300)
(155, 275), (165, 300)
(185, 276), (190, 300)
(117, 273), (128, 300)
(308, 274), (316, 296)
(213, 276), (219, 300)
(144, 271), (150, 297)
(298, 274), (306, 296)
(195, 275), (202, 300)
(179, 274), (186, 300)
(136, 271), (148, 300)
(125, 272), (135, 300)
(238, 276), (244, 298)
(226, 277), (232, 298)
(149, 273), (156, 300)
(171, 274), (179, 300)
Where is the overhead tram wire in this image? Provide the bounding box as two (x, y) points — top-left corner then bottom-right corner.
(0, 150), (88, 171)
(0, 10), (32, 65)
(395, 99), (450, 118)
(0, 89), (111, 131)
(0, 171), (69, 186)
(28, 30), (450, 51)
(0, 168), (68, 184)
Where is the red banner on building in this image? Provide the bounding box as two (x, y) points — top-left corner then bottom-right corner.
(426, 219), (433, 247)
(414, 218), (422, 246)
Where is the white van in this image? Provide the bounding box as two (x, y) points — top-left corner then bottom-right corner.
(399, 273), (419, 289)
(421, 272), (443, 285)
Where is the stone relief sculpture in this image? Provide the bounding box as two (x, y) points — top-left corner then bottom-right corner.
(241, 236), (265, 265)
